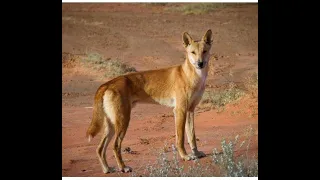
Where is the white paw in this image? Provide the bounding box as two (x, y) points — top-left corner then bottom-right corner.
(120, 166), (132, 173)
(102, 167), (112, 174)
(183, 154), (197, 161)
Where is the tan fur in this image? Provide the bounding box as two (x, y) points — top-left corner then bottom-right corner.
(86, 29), (213, 173)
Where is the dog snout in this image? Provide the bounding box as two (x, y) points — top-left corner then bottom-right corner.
(197, 61), (204, 68)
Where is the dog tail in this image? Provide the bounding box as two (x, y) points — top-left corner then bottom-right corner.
(86, 86), (106, 142)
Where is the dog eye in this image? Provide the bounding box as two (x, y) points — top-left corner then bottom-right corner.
(191, 51), (196, 55)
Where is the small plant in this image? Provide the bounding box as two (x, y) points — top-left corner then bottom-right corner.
(212, 136), (245, 177)
(145, 144), (185, 177)
(81, 52), (137, 78)
(143, 3), (168, 7)
(139, 138), (150, 145)
(212, 126), (258, 177)
(81, 52), (105, 65)
(132, 143), (211, 177)
(244, 72), (258, 98)
(200, 82), (245, 109)
(62, 52), (77, 68)
(186, 158), (212, 177)
(165, 3), (228, 15)
(132, 126), (257, 177)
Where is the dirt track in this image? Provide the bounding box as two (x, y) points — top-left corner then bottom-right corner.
(62, 3), (258, 177)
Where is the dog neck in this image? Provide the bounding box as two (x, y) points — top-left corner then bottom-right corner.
(182, 56), (208, 87)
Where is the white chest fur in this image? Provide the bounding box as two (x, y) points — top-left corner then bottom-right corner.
(189, 72), (207, 107)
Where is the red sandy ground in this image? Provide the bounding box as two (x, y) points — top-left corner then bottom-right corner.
(62, 3), (258, 177)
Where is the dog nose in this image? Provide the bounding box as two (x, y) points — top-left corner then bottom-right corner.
(198, 61), (204, 68)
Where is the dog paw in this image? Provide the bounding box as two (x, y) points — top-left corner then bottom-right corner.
(182, 151), (206, 161)
(102, 167), (112, 174)
(119, 166), (132, 173)
(182, 154), (197, 161)
(193, 150), (206, 158)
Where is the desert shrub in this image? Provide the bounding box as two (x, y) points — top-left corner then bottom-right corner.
(165, 3), (228, 15)
(244, 72), (258, 98)
(81, 52), (137, 78)
(213, 126), (258, 177)
(200, 82), (245, 109)
(132, 126), (258, 177)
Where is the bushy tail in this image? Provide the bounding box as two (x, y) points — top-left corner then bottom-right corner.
(86, 88), (105, 142)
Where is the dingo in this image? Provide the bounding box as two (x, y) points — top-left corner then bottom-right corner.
(86, 29), (213, 173)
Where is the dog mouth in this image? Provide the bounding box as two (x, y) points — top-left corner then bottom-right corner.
(194, 64), (204, 69)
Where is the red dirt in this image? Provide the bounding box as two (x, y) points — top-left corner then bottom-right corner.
(62, 3), (258, 177)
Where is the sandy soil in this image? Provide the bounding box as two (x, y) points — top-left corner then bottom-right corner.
(62, 3), (258, 177)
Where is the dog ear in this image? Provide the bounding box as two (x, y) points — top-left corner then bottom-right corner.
(182, 32), (193, 48)
(202, 29), (213, 45)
